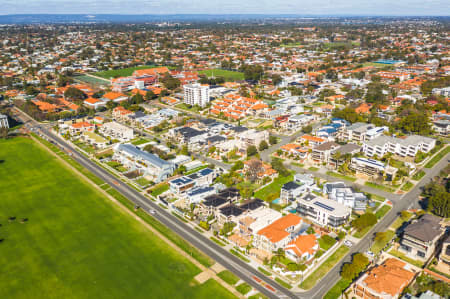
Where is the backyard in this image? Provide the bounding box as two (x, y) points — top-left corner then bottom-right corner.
(0, 137), (235, 299)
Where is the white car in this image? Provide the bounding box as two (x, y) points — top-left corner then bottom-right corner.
(344, 240), (353, 247)
(149, 209), (157, 215)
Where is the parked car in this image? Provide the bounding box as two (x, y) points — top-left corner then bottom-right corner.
(344, 240), (353, 247)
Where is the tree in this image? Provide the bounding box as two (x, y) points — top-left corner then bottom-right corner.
(231, 160), (244, 172)
(0, 127), (8, 139)
(145, 90), (156, 101)
(64, 87), (86, 100)
(302, 125), (312, 133)
(352, 212), (377, 231)
(246, 159), (263, 183)
(271, 157), (290, 177)
(247, 145), (258, 157)
(341, 253), (369, 281)
(259, 140), (269, 151)
(269, 135), (278, 145)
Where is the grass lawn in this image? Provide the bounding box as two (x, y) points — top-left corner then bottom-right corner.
(323, 278), (351, 299)
(135, 177), (151, 187)
(412, 170), (425, 181)
(230, 249), (250, 263)
(369, 194), (385, 202)
(425, 146), (450, 168)
(365, 182), (395, 193)
(258, 267), (271, 276)
(198, 69), (244, 81)
(0, 137), (236, 299)
(389, 249), (425, 268)
(131, 138), (150, 146)
(185, 165), (208, 175)
(401, 181), (414, 192)
(299, 246), (349, 290)
(390, 212), (412, 230)
(308, 167), (319, 171)
(326, 171), (357, 182)
(318, 235), (337, 251)
(150, 183), (169, 197)
(236, 282), (252, 295)
(218, 270), (240, 286)
(370, 230), (395, 254)
(248, 293), (269, 299)
(375, 205), (391, 219)
(253, 172), (294, 201)
(291, 162), (304, 168)
(275, 277), (292, 289)
(94, 65), (172, 79)
(353, 225), (374, 239)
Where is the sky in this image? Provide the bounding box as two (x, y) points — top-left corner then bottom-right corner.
(1, 0), (449, 16)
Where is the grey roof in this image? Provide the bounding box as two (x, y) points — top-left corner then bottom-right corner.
(333, 143), (361, 155)
(282, 181), (301, 191)
(346, 122), (372, 132)
(365, 135), (435, 147)
(116, 144), (172, 170)
(403, 214), (443, 243)
(314, 141), (339, 151)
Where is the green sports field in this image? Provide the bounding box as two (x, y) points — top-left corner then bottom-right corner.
(198, 69), (244, 81)
(0, 137), (235, 299)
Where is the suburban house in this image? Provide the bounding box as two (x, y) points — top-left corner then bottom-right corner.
(323, 182), (368, 211)
(279, 181), (307, 205)
(99, 121), (134, 142)
(184, 186), (216, 204)
(238, 208), (283, 239)
(399, 214), (444, 261)
(253, 214), (303, 253)
(83, 97), (106, 110)
(169, 168), (215, 194)
(101, 91), (128, 103)
(69, 121), (95, 135)
(112, 143), (175, 182)
(285, 234), (319, 263)
(296, 193), (351, 227)
(216, 198), (265, 226)
(352, 258), (415, 299)
(438, 235), (450, 272)
(350, 157), (398, 181)
(237, 129), (269, 147)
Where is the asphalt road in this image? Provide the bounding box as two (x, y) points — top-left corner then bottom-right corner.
(295, 149), (450, 298)
(14, 107), (450, 299)
(13, 107), (296, 299)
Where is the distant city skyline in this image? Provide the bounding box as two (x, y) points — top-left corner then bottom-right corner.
(1, 0), (449, 16)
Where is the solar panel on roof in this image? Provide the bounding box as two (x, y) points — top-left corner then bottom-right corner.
(314, 201), (335, 212)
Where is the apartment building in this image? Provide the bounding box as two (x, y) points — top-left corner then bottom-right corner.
(340, 122), (374, 143)
(432, 119), (450, 137)
(296, 193), (351, 227)
(0, 114), (9, 129)
(399, 214), (444, 261)
(362, 135), (436, 158)
(311, 141), (340, 163)
(352, 258), (415, 299)
(99, 121), (134, 142)
(183, 83), (210, 107)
